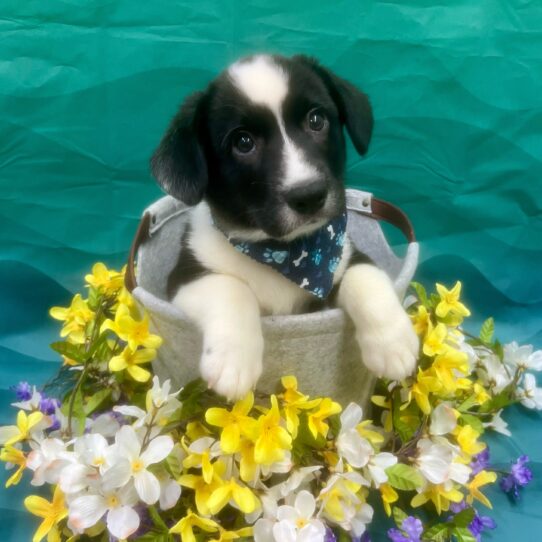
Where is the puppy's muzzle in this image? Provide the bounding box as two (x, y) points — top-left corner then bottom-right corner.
(285, 179), (328, 215)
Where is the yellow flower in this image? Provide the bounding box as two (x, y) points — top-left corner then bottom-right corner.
(117, 285), (136, 309)
(49, 294), (93, 344)
(435, 282), (471, 319)
(411, 482), (463, 514)
(185, 421), (211, 441)
(411, 369), (441, 415)
(24, 486), (68, 542)
(254, 395), (292, 465)
(238, 438), (258, 483)
(280, 376), (321, 438)
(431, 348), (469, 394)
(182, 439), (217, 485)
(179, 462), (225, 516)
(0, 410), (44, 447)
(84, 262), (124, 293)
(411, 304), (431, 336)
(0, 445), (27, 487)
(467, 470), (497, 508)
(169, 509), (219, 542)
(357, 420), (384, 446)
(109, 346), (156, 382)
(307, 398), (342, 440)
(473, 383), (490, 405)
(319, 472), (364, 523)
(371, 395), (393, 433)
(423, 322), (448, 357)
(205, 392), (258, 453)
(101, 303), (162, 351)
(455, 425), (485, 456)
(380, 483), (398, 516)
(209, 527), (253, 541)
(207, 478), (259, 515)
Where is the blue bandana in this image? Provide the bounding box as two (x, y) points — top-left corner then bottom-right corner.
(226, 212), (347, 299)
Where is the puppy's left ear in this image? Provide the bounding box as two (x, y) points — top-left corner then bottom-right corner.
(294, 55), (374, 155)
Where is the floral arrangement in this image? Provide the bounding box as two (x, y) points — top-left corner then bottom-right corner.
(0, 263), (539, 542)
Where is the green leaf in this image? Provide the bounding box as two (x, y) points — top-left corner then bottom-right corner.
(479, 387), (515, 413)
(457, 394), (478, 413)
(83, 388), (112, 416)
(460, 414), (484, 434)
(479, 317), (495, 344)
(392, 506), (409, 527)
(50, 341), (86, 363)
(453, 526), (477, 542)
(392, 389), (420, 443)
(148, 505), (168, 532)
(87, 286), (102, 311)
(452, 507), (475, 528)
(422, 523), (450, 542)
(165, 448), (183, 480)
(411, 281), (428, 307)
(386, 463), (424, 491)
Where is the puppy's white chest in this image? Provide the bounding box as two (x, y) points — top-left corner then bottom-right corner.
(187, 204), (350, 315)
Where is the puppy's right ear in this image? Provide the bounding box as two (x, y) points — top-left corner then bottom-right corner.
(151, 92), (208, 206)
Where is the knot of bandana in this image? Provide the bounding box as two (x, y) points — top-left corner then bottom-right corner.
(226, 212), (348, 299)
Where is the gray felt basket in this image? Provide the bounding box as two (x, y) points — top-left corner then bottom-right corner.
(125, 189), (418, 408)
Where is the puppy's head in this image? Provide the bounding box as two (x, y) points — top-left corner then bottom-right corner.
(151, 54), (373, 239)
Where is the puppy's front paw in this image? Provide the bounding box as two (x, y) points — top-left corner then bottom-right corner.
(357, 307), (419, 381)
(200, 332), (264, 401)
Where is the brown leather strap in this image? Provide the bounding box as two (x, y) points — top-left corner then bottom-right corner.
(370, 197), (416, 243)
(124, 197), (415, 291)
(124, 212), (151, 292)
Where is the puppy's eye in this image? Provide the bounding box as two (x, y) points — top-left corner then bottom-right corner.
(233, 131), (255, 154)
(308, 109), (326, 131)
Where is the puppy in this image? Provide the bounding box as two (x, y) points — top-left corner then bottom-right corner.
(151, 54), (418, 400)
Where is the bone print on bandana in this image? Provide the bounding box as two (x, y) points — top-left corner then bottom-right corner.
(226, 212), (347, 299)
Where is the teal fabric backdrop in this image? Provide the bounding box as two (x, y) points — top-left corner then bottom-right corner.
(1, 1), (541, 540)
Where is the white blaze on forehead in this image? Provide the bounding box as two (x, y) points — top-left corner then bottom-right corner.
(228, 55), (288, 113)
(228, 55), (319, 188)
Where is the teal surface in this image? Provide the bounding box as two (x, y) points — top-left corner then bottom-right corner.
(1, 1), (541, 541)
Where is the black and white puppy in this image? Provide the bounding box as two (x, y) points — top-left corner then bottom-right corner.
(151, 54), (418, 400)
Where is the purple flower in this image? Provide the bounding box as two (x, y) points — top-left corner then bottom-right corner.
(469, 511), (496, 542)
(39, 396), (60, 415)
(470, 448), (490, 475)
(449, 502), (497, 542)
(500, 455), (533, 500)
(388, 517), (423, 542)
(48, 415), (61, 432)
(11, 381), (32, 401)
(324, 528), (337, 542)
(351, 533), (372, 542)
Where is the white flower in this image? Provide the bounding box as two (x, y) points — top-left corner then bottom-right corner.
(26, 438), (70, 486)
(519, 373), (542, 410)
(415, 439), (469, 485)
(68, 483), (140, 539)
(429, 403), (458, 436)
(102, 425), (174, 504)
(88, 412), (121, 437)
(11, 387), (42, 411)
(336, 403), (373, 468)
(477, 353), (512, 393)
(365, 452), (397, 487)
(147, 376), (182, 411)
(59, 433), (117, 495)
(504, 342), (542, 371)
(113, 405), (147, 428)
(483, 409), (511, 436)
(158, 475), (182, 510)
(272, 491), (326, 542)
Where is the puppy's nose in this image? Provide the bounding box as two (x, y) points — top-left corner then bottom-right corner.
(285, 180), (328, 215)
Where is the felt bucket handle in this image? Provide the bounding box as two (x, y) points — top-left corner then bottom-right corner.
(124, 197), (416, 293)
